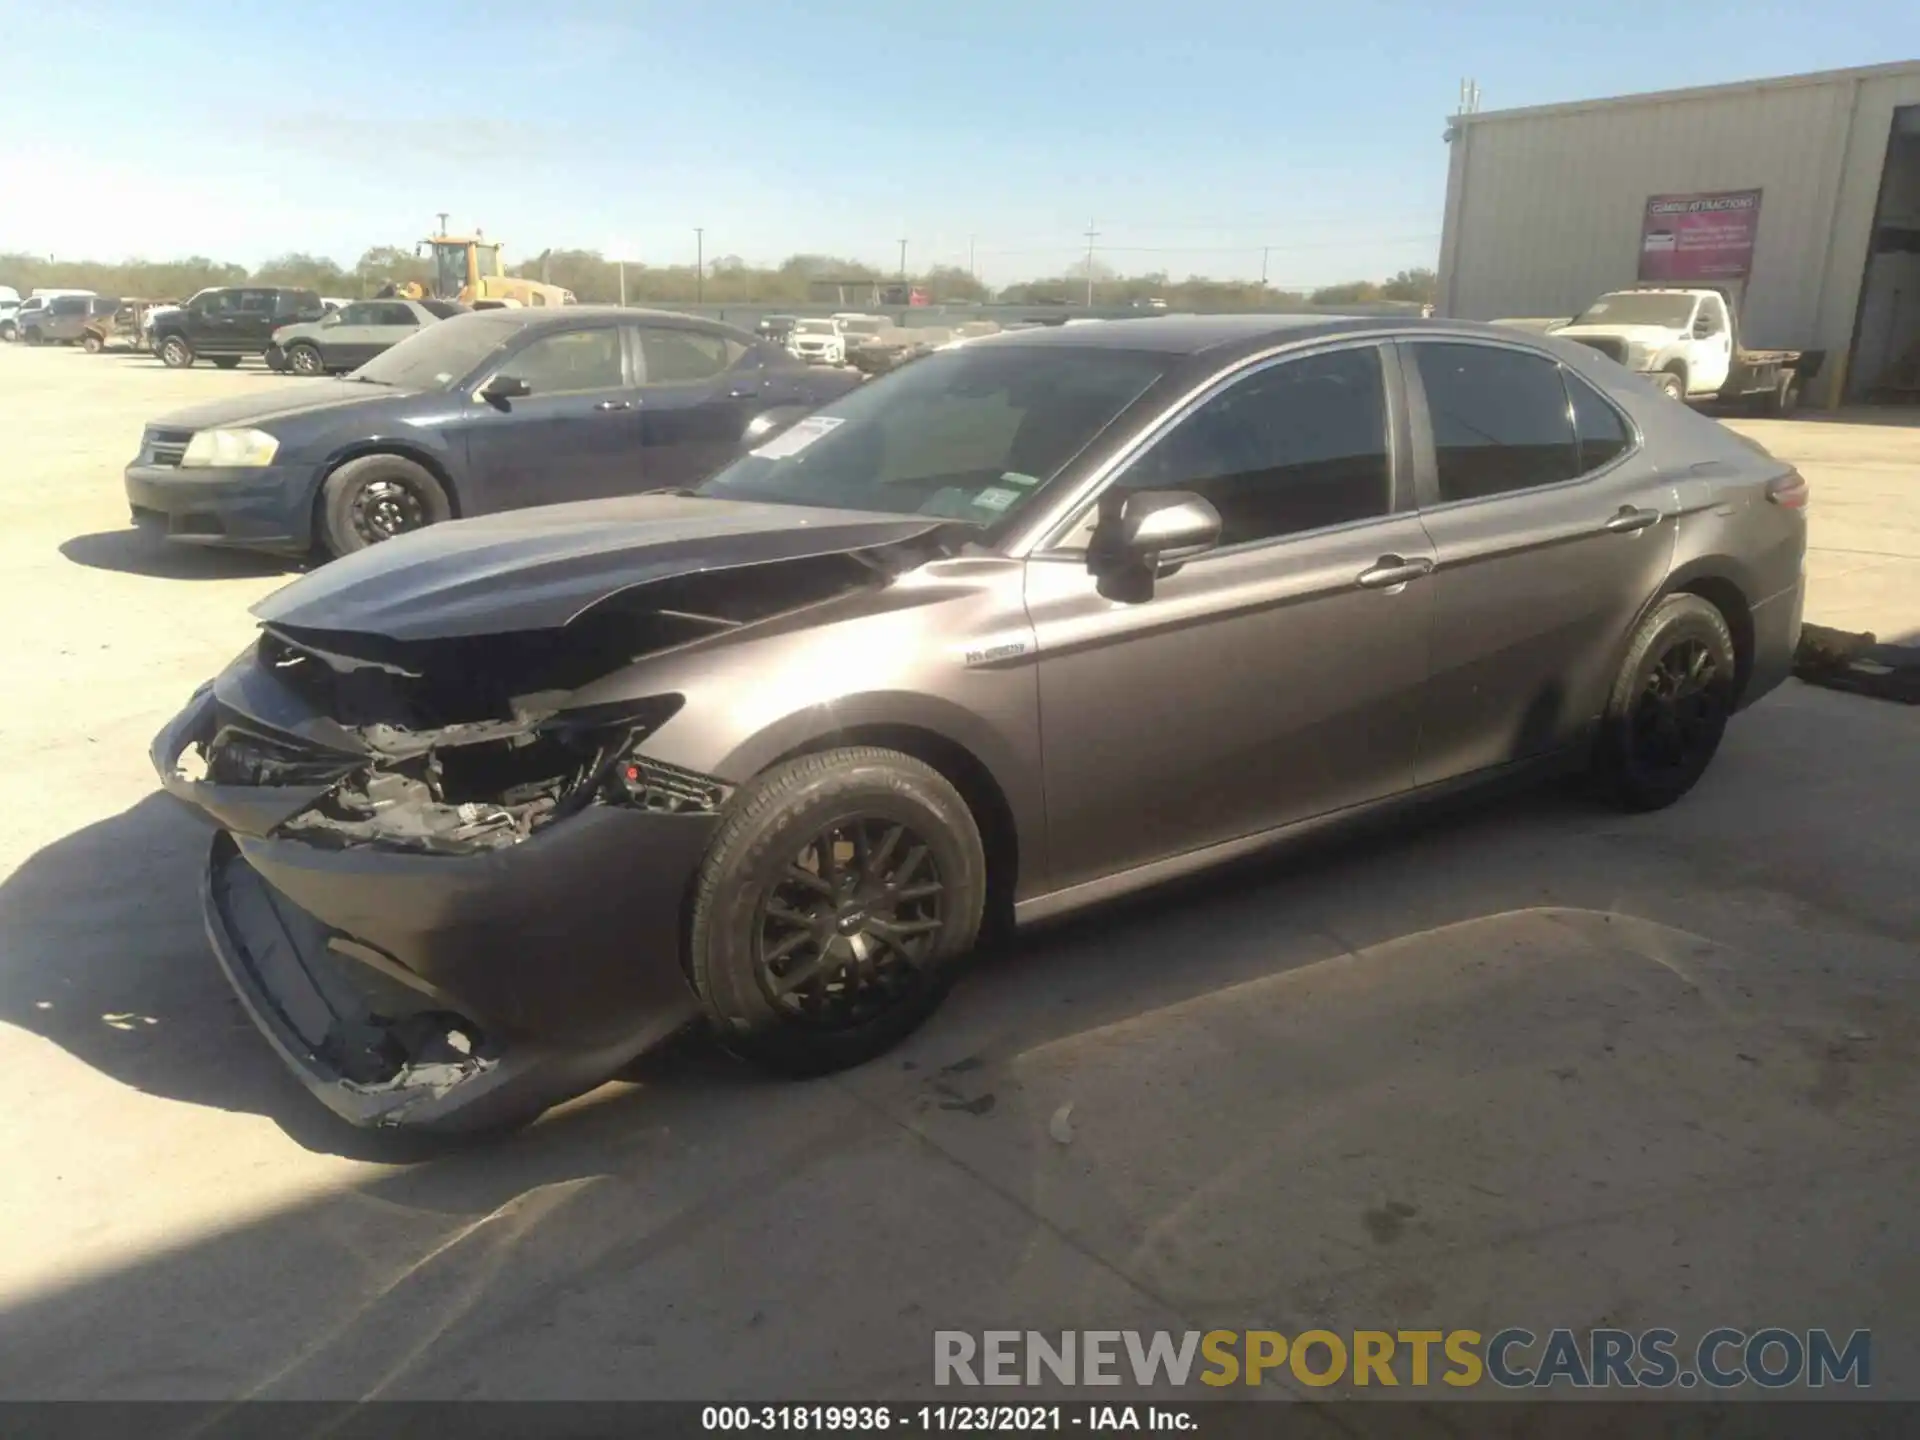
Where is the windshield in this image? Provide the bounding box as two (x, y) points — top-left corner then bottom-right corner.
(350, 311), (523, 389)
(431, 243), (470, 299)
(1573, 292), (1699, 327)
(796, 319), (837, 335)
(697, 345), (1169, 523)
(842, 318), (889, 338)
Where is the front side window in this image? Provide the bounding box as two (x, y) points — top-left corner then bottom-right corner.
(499, 326), (625, 395)
(370, 303), (420, 327)
(699, 345), (1170, 523)
(1413, 342), (1579, 503)
(335, 303), (376, 326)
(238, 290), (276, 314)
(1109, 346), (1392, 548)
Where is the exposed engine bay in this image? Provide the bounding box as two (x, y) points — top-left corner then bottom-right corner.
(169, 547), (933, 855)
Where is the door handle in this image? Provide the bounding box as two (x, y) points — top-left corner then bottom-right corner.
(594, 399), (633, 412)
(1603, 505), (1661, 534)
(1355, 555), (1434, 589)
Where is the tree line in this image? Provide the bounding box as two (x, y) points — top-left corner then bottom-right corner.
(0, 245), (1435, 310)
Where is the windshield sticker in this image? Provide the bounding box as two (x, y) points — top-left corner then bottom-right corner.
(999, 471), (1042, 488)
(751, 414), (843, 459)
(972, 486), (1020, 513)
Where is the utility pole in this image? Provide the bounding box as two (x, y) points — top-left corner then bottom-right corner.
(968, 234), (977, 280)
(897, 238), (908, 280)
(1083, 221), (1099, 307)
(695, 228), (705, 303)
(1261, 246), (1270, 286)
(436, 212), (449, 237)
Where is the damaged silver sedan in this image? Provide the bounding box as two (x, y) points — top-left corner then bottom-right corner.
(153, 317), (1805, 1131)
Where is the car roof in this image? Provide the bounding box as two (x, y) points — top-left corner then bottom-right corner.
(501, 305), (753, 340)
(964, 313), (1564, 358)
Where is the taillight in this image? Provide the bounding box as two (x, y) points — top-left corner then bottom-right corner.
(1766, 472), (1809, 509)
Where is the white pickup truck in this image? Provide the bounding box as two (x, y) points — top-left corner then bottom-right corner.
(1552, 284), (1821, 415)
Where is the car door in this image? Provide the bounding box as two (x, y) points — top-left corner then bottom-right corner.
(1400, 338), (1677, 784)
(188, 290), (242, 351)
(1023, 341), (1436, 892)
(1687, 291), (1734, 395)
(233, 289), (280, 352)
(455, 321), (641, 510)
(630, 324), (763, 488)
(316, 302), (378, 368)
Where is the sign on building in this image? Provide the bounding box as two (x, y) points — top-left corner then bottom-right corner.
(1638, 190), (1763, 282)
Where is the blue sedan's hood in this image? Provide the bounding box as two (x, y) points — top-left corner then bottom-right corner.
(251, 494), (946, 641)
(149, 380), (419, 431)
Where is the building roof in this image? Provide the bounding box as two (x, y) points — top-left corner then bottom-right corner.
(1451, 59), (1920, 128)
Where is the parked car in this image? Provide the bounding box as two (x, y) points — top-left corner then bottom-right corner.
(149, 314), (1806, 1132)
(789, 316), (846, 365)
(1555, 284), (1819, 413)
(150, 286), (327, 369)
(82, 299), (161, 353)
(24, 293), (115, 345)
(755, 314), (798, 348)
(125, 306), (861, 557)
(0, 286), (18, 342)
(265, 297), (467, 376)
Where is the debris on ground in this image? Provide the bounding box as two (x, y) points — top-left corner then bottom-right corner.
(1792, 625), (1920, 704)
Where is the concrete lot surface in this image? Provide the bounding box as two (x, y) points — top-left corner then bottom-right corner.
(0, 344), (1915, 1404)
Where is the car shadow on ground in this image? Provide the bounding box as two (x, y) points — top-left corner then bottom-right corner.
(60, 529), (303, 580)
(3, 691), (1918, 1403)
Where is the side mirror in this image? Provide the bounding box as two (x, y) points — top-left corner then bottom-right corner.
(1088, 490), (1222, 594)
(480, 374), (532, 408)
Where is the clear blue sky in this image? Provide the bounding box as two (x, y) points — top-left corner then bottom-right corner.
(0, 0), (1909, 286)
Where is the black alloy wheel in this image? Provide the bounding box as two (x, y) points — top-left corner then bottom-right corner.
(1626, 638), (1725, 778)
(1595, 593), (1736, 811)
(754, 817), (946, 1029)
(689, 747), (987, 1075)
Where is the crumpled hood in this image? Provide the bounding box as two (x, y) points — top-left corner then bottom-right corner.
(252, 493), (946, 641)
(1555, 322), (1683, 347)
(148, 380), (418, 432)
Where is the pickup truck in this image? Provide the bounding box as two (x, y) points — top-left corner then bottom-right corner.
(1552, 284), (1822, 414)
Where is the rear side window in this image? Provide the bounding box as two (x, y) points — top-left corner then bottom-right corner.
(49, 296), (87, 315)
(637, 326), (733, 383)
(1413, 342), (1578, 502)
(370, 303), (420, 327)
(1566, 370), (1634, 473)
(1118, 346), (1392, 546)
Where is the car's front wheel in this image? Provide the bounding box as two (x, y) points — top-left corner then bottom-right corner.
(317, 453), (454, 558)
(159, 335), (194, 368)
(1653, 370), (1686, 402)
(286, 342), (325, 376)
(1593, 593), (1737, 811)
(689, 748), (987, 1076)
(81, 332), (104, 354)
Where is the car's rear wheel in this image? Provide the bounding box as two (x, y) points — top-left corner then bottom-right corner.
(23, 328), (42, 347)
(318, 453), (453, 558)
(211, 355), (242, 369)
(689, 747), (987, 1076)
(1594, 594), (1737, 812)
(287, 342), (325, 377)
(160, 335), (194, 367)
(0, 321), (15, 343)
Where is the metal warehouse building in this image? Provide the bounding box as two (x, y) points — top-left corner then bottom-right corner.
(1436, 60), (1920, 408)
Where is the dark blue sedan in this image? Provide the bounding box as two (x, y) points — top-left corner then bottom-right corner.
(124, 306), (863, 558)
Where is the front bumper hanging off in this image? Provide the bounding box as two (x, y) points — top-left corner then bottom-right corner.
(154, 678), (718, 1132)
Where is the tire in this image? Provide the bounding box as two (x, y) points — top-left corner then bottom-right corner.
(23, 328), (42, 347)
(1762, 370), (1801, 417)
(317, 452), (453, 558)
(81, 332), (105, 354)
(1653, 370), (1686, 402)
(1593, 594), (1738, 812)
(211, 355), (242, 369)
(286, 342), (325, 377)
(0, 321), (14, 343)
(689, 747), (987, 1076)
(159, 334), (194, 368)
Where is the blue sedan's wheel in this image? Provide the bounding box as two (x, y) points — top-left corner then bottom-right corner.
(318, 453), (452, 558)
